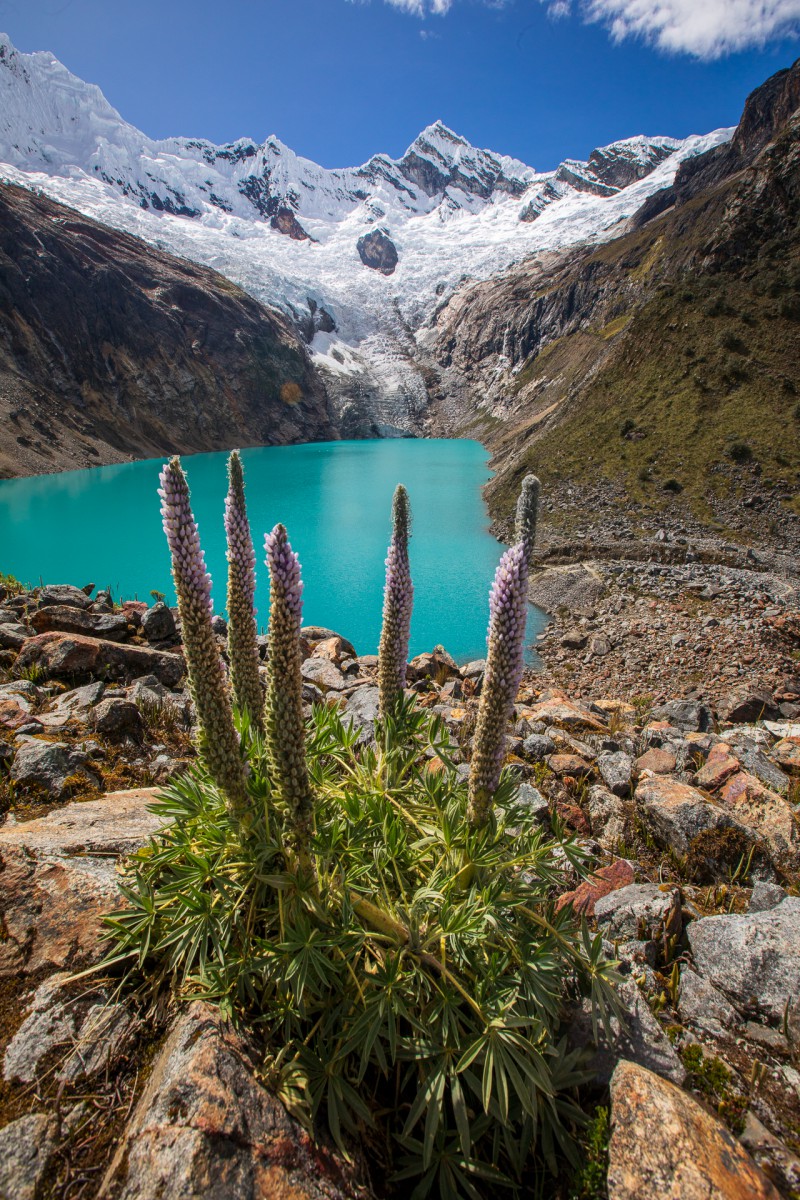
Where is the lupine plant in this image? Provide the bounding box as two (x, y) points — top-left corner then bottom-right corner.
(378, 483), (413, 717)
(158, 457), (249, 820)
(224, 451), (264, 737)
(468, 476), (540, 828)
(107, 462), (620, 1200)
(264, 523), (314, 850)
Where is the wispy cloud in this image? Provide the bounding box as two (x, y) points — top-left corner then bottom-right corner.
(353, 0), (799, 57)
(376, 0), (454, 13)
(350, 0), (510, 15)
(546, 0), (800, 57)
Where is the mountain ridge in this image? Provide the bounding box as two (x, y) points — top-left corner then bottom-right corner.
(0, 180), (334, 478)
(0, 32), (731, 416)
(425, 57), (800, 554)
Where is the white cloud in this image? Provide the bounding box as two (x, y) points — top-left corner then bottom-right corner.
(353, 0), (800, 54)
(547, 0), (800, 57)
(379, 0), (453, 13)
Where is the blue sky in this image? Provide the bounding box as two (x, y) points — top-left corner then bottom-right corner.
(3, 0), (799, 168)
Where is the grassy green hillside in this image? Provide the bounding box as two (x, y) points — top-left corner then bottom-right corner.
(491, 255), (800, 531)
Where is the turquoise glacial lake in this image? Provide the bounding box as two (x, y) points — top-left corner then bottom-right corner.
(0, 439), (545, 663)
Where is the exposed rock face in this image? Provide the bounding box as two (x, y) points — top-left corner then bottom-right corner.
(568, 981), (686, 1086)
(608, 1060), (781, 1199)
(270, 204), (313, 241)
(427, 58), (800, 549)
(100, 1003), (364, 1200)
(0, 1113), (59, 1200)
(15, 630), (186, 686)
(0, 788), (162, 977)
(357, 229), (399, 275)
(397, 120), (529, 200)
(0, 182), (334, 478)
(687, 897), (800, 1022)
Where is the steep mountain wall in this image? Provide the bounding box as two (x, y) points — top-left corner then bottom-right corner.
(426, 59), (800, 553)
(0, 183), (335, 478)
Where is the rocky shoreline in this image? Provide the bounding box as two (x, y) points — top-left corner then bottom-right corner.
(0, 577), (799, 1198)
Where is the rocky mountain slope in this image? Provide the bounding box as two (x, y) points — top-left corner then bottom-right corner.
(426, 61), (800, 553)
(0, 181), (334, 478)
(0, 32), (729, 423)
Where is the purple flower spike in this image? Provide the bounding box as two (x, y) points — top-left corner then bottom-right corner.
(159, 457), (249, 820)
(378, 485), (413, 717)
(159, 462), (213, 620)
(468, 476), (540, 827)
(225, 452), (264, 736)
(264, 524), (313, 838)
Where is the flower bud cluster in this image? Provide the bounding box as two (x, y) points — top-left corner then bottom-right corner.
(224, 452), (264, 735)
(264, 523), (313, 833)
(468, 474), (540, 827)
(378, 485), (413, 717)
(159, 458), (249, 818)
(515, 475), (540, 567)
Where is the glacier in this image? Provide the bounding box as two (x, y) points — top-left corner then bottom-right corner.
(0, 33), (733, 419)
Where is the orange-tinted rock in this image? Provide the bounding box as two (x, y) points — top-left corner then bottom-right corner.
(555, 802), (592, 834)
(635, 748), (677, 775)
(608, 1060), (781, 1200)
(526, 697), (607, 731)
(16, 631), (185, 686)
(556, 859), (635, 916)
(99, 1003), (362, 1200)
(311, 636), (352, 666)
(695, 743), (741, 790)
(0, 788), (165, 977)
(718, 771), (800, 868)
(0, 697), (40, 731)
(772, 737), (800, 774)
(547, 753), (594, 779)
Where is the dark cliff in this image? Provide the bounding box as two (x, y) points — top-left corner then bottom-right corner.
(0, 182), (336, 478)
(428, 59), (800, 548)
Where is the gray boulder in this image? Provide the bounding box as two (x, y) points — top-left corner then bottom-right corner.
(342, 685), (380, 744)
(728, 739), (790, 794)
(749, 881), (788, 913)
(515, 782), (550, 823)
(0, 1113), (58, 1200)
(634, 774), (757, 872)
(587, 784), (631, 851)
(594, 883), (681, 945)
(37, 584), (92, 610)
(0, 623), (28, 650)
(688, 897), (800, 1022)
(651, 699), (712, 732)
(598, 751), (633, 796)
(521, 733), (556, 762)
(38, 681), (105, 729)
(567, 979), (685, 1086)
(678, 965), (741, 1036)
(301, 657), (347, 691)
(90, 697), (145, 738)
(141, 602), (176, 642)
(11, 738), (97, 799)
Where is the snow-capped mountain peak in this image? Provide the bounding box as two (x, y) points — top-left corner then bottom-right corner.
(0, 32), (733, 421)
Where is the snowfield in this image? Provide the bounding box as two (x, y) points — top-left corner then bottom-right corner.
(0, 32), (733, 398)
